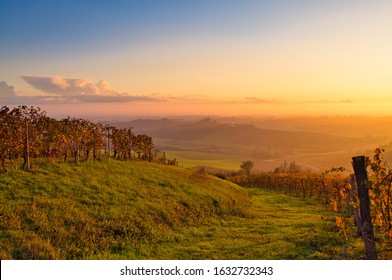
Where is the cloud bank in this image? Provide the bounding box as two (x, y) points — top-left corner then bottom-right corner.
(1, 76), (167, 105)
(1, 77), (356, 109)
(0, 81), (17, 99)
(20, 76), (163, 103)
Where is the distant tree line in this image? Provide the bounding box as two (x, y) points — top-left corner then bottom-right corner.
(0, 105), (157, 171)
(273, 160), (302, 173)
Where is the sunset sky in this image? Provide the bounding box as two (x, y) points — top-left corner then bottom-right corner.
(1, 0), (392, 118)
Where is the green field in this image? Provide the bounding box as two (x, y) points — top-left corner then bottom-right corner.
(165, 150), (242, 170)
(0, 159), (364, 259)
(152, 188), (364, 259)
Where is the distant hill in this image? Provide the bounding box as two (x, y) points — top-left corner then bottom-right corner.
(128, 118), (365, 152)
(217, 115), (392, 138)
(104, 117), (384, 171)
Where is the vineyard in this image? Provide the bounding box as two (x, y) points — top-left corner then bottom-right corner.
(0, 106), (160, 172)
(230, 149), (392, 259)
(1, 105), (392, 259)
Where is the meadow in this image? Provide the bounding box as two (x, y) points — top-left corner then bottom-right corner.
(0, 158), (363, 259)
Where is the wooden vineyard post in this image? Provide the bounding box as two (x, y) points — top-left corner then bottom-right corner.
(24, 117), (30, 171)
(106, 126), (111, 158)
(352, 156), (377, 260)
(349, 174), (362, 236)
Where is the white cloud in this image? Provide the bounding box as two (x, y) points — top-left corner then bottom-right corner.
(21, 75), (164, 103)
(51, 75), (70, 90)
(0, 81), (17, 99)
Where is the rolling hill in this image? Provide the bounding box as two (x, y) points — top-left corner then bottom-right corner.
(122, 118), (374, 171)
(129, 118), (362, 152)
(0, 159), (250, 259)
(0, 159), (364, 259)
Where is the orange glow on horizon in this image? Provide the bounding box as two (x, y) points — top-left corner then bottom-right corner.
(36, 99), (392, 120)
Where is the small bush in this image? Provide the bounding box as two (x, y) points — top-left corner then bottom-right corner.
(214, 173), (227, 180)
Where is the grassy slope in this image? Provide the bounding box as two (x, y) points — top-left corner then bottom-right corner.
(154, 188), (364, 260)
(0, 159), (250, 259)
(0, 159), (363, 259)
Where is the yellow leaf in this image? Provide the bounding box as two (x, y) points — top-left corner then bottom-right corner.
(336, 216), (344, 227)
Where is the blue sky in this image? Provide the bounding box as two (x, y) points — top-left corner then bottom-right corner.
(1, 1), (392, 117)
(1, 1), (294, 57)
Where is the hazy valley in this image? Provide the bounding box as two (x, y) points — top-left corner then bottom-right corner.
(105, 115), (392, 172)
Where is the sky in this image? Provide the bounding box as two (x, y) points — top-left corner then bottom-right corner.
(1, 0), (392, 118)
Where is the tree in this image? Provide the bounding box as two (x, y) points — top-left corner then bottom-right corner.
(274, 160), (301, 173)
(85, 122), (106, 161)
(58, 118), (73, 163)
(0, 106), (16, 171)
(240, 160), (254, 176)
(37, 115), (62, 158)
(289, 161), (301, 173)
(11, 106), (46, 171)
(0, 105), (157, 170)
(0, 106), (46, 171)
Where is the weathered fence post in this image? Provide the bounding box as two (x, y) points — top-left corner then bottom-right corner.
(106, 126), (111, 157)
(352, 156), (377, 260)
(348, 174), (362, 236)
(24, 117), (30, 171)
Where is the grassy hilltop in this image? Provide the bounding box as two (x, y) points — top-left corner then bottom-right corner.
(0, 159), (250, 259)
(0, 159), (363, 260)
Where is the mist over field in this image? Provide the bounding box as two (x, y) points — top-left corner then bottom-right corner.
(103, 115), (392, 172)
